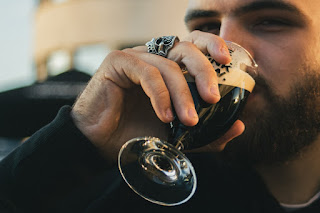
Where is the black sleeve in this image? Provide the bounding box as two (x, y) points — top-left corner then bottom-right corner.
(0, 106), (111, 212)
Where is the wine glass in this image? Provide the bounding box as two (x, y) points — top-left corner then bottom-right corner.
(118, 41), (258, 206)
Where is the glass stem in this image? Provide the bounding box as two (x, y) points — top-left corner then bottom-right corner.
(173, 133), (187, 151)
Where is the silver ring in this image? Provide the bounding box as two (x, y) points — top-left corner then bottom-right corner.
(146, 36), (179, 58)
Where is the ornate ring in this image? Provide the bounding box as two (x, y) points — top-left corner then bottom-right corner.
(145, 36), (179, 58)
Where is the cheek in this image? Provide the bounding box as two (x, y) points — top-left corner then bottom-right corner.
(254, 42), (308, 99)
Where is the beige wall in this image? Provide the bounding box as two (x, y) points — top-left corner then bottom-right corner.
(35, 0), (189, 79)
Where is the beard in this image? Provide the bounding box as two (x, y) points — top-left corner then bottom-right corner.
(222, 69), (320, 166)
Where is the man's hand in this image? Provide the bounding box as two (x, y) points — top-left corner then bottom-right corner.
(71, 31), (245, 164)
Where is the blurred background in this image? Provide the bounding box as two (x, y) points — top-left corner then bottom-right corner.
(0, 0), (189, 159)
(0, 0), (189, 91)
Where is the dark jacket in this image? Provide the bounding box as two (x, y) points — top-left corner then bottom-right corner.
(0, 106), (319, 213)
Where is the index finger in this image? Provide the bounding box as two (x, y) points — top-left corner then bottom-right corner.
(184, 30), (232, 64)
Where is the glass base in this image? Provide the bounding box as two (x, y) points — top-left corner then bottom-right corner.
(118, 136), (197, 206)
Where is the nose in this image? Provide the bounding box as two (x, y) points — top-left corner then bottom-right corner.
(219, 20), (259, 78)
(219, 19), (255, 58)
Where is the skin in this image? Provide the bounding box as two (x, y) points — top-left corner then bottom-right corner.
(71, 0), (320, 205)
(185, 0), (320, 204)
(72, 33), (243, 162)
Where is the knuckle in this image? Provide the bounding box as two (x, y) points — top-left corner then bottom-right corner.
(104, 50), (140, 71)
(182, 87), (192, 97)
(142, 64), (160, 75)
(190, 30), (203, 37)
(104, 50), (129, 65)
(179, 41), (197, 50)
(122, 48), (135, 54)
(140, 65), (161, 80)
(188, 30), (224, 48)
(165, 59), (181, 71)
(107, 50), (125, 59)
(98, 50), (125, 74)
(155, 86), (170, 99)
(185, 30), (206, 43)
(189, 30), (219, 42)
(122, 48), (131, 52)
(176, 86), (192, 100)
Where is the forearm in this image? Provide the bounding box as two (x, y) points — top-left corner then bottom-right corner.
(0, 106), (110, 211)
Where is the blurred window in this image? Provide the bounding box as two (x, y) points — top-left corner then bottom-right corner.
(47, 50), (71, 76)
(73, 44), (111, 75)
(51, 0), (68, 4)
(39, 0), (68, 4)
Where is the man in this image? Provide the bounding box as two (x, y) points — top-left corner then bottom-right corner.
(1, 0), (319, 212)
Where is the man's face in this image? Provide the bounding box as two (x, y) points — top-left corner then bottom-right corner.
(185, 0), (320, 165)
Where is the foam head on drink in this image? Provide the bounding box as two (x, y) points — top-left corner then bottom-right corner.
(184, 50), (256, 95)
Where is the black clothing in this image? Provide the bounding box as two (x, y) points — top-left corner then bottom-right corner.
(0, 106), (319, 213)
(0, 70), (91, 137)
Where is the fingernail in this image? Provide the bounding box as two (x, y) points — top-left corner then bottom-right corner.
(166, 108), (174, 120)
(211, 84), (221, 100)
(188, 108), (198, 120)
(221, 46), (231, 59)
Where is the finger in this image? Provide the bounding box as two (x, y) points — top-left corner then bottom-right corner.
(184, 30), (232, 64)
(103, 50), (174, 123)
(123, 48), (199, 126)
(133, 32), (231, 65)
(132, 39), (225, 104)
(130, 44), (222, 104)
(166, 41), (221, 104)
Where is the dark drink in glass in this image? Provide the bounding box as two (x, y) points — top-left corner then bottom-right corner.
(118, 41), (257, 206)
(170, 59), (255, 150)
